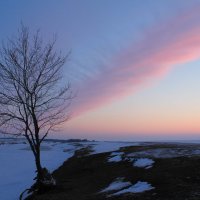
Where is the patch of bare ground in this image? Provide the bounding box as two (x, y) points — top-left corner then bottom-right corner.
(27, 144), (200, 200)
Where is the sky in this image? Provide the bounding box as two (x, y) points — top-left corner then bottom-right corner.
(1, 0), (200, 140)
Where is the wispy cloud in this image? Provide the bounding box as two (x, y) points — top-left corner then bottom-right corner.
(71, 6), (200, 116)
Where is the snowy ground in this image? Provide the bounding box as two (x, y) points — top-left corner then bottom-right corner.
(100, 177), (131, 193)
(111, 181), (154, 196)
(0, 138), (136, 200)
(0, 138), (78, 200)
(89, 141), (139, 154)
(101, 178), (154, 197)
(126, 145), (200, 158)
(2, 139), (200, 200)
(133, 158), (154, 169)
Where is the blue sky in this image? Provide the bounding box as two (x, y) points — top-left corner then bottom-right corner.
(1, 1), (200, 140)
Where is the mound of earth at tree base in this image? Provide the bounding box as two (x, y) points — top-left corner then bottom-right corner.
(27, 143), (200, 200)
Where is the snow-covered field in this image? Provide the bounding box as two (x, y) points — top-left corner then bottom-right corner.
(2, 138), (200, 200)
(0, 139), (78, 200)
(0, 138), (136, 200)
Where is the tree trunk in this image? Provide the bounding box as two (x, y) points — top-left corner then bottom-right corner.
(35, 146), (44, 183)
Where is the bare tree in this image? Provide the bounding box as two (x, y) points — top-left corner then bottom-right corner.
(0, 25), (72, 188)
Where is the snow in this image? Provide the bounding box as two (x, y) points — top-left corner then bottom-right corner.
(4, 139), (198, 199)
(112, 181), (154, 196)
(108, 155), (122, 162)
(0, 139), (79, 200)
(127, 147), (200, 158)
(89, 141), (138, 154)
(101, 178), (131, 193)
(108, 151), (124, 162)
(0, 139), (138, 200)
(102, 178), (154, 197)
(110, 151), (124, 156)
(133, 158), (154, 168)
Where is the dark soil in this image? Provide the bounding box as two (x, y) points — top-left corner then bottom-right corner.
(28, 144), (200, 200)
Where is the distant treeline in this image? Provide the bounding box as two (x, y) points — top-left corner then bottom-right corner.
(45, 138), (95, 143)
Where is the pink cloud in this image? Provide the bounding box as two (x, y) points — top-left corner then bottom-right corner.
(71, 6), (200, 116)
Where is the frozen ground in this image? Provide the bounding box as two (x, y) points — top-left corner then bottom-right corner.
(0, 138), (136, 200)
